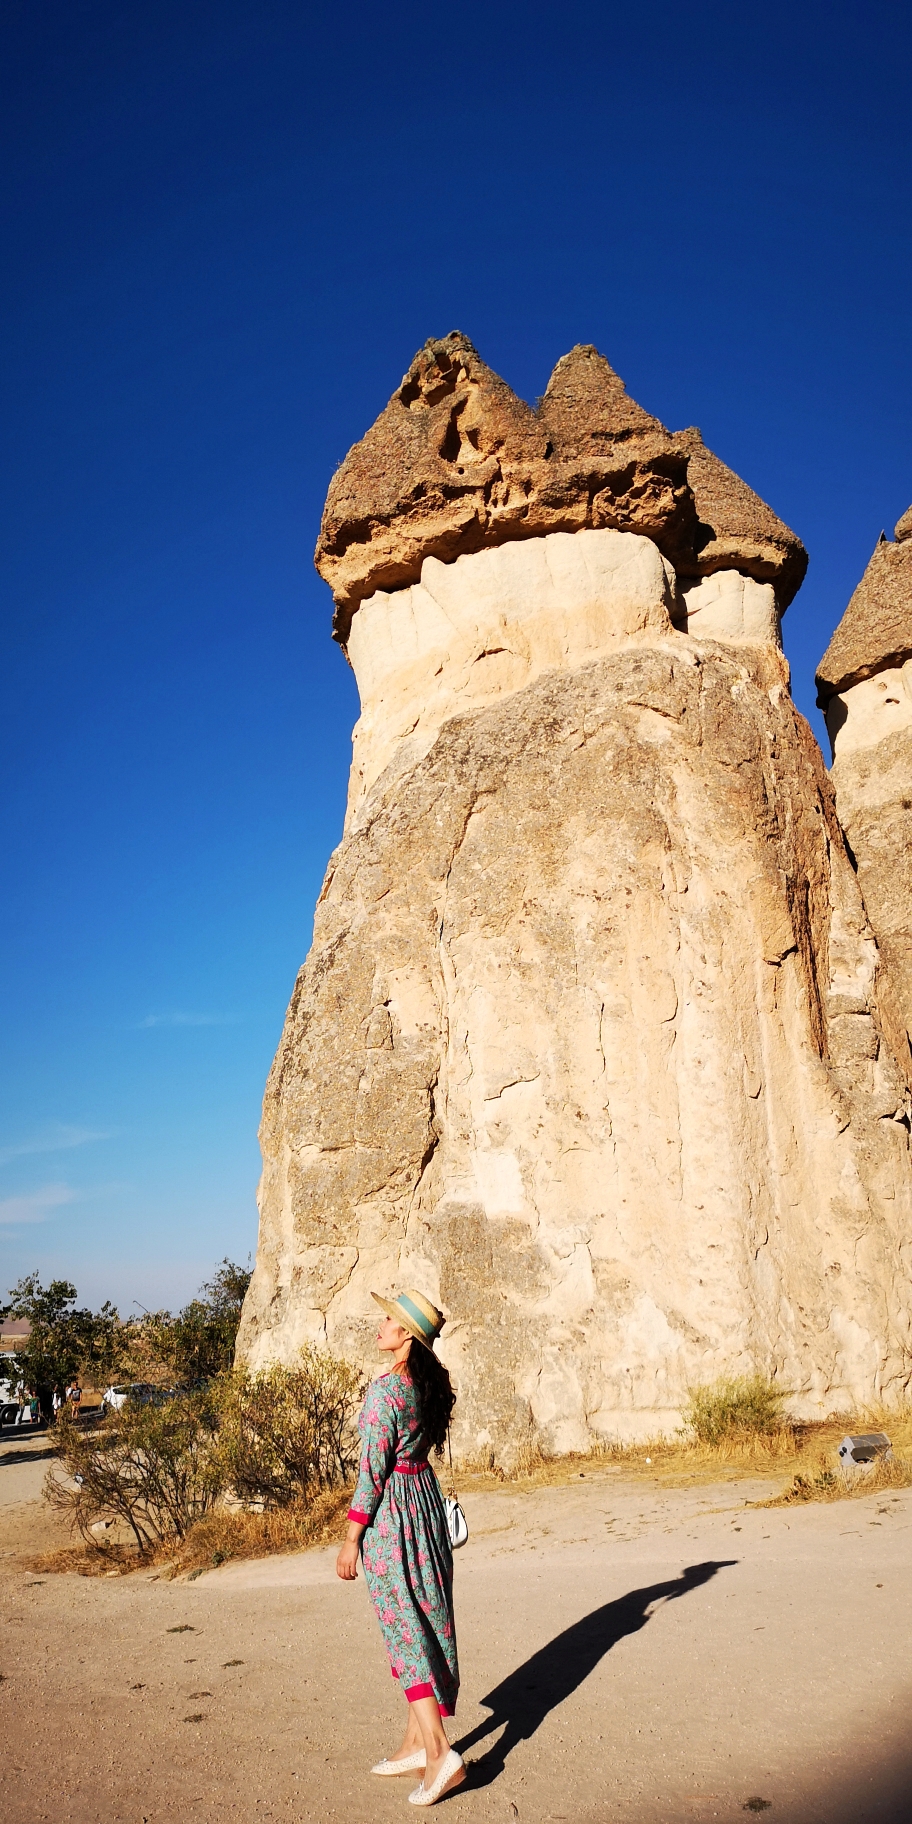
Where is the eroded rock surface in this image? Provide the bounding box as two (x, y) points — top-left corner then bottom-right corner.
(317, 335), (807, 643)
(817, 508), (912, 1054)
(238, 343), (912, 1453)
(818, 510), (912, 700)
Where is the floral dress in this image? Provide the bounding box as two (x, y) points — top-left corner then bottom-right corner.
(348, 1369), (459, 1716)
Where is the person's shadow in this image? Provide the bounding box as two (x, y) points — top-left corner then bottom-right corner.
(454, 1559), (736, 1787)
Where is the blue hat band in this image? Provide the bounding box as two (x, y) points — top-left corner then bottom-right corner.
(397, 1294), (439, 1340)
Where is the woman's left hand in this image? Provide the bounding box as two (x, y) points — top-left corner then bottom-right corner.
(336, 1539), (361, 1580)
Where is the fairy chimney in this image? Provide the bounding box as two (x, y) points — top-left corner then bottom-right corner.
(817, 508), (912, 1053)
(237, 337), (912, 1456)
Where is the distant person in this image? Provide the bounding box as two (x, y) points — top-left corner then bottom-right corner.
(52, 1387), (63, 1423)
(68, 1380), (82, 1420)
(29, 1393), (40, 1426)
(336, 1288), (463, 1806)
(14, 1379), (26, 1425)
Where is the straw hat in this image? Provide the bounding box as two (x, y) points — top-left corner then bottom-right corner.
(371, 1288), (445, 1350)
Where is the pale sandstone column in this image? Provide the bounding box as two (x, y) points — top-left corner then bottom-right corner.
(817, 508), (912, 1057)
(237, 339), (912, 1455)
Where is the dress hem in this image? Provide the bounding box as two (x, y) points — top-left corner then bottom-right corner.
(403, 1678), (454, 1716)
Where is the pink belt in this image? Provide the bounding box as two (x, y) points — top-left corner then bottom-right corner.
(393, 1459), (429, 1474)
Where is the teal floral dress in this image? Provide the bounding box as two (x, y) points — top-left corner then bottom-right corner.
(348, 1369), (459, 1715)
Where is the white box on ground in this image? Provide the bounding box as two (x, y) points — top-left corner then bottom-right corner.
(837, 1432), (892, 1467)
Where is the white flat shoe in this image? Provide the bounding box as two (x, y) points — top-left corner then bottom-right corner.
(408, 1749), (465, 1805)
(371, 1750), (427, 1776)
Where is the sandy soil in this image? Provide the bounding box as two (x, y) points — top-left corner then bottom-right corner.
(0, 1426), (70, 1563)
(2, 1429), (912, 1823)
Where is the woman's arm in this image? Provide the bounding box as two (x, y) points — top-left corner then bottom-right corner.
(336, 1518), (366, 1580)
(347, 1387), (398, 1524)
(337, 1384), (398, 1580)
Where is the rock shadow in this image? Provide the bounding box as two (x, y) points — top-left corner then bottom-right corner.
(455, 1559), (737, 1787)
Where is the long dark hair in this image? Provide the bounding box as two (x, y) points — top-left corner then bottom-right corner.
(406, 1341), (455, 1455)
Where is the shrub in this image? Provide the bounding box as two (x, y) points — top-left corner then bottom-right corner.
(46, 1390), (225, 1552)
(3, 1272), (126, 1414)
(43, 1345), (365, 1560)
(682, 1374), (789, 1446)
(122, 1258), (252, 1386)
(218, 1350), (364, 1509)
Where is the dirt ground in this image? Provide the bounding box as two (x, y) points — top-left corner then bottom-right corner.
(3, 1427), (912, 1823)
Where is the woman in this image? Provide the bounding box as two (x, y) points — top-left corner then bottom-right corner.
(336, 1289), (465, 1807)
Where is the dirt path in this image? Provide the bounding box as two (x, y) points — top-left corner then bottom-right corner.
(2, 1449), (911, 1822)
(0, 1425), (69, 1564)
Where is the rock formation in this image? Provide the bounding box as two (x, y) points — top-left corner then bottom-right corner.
(817, 509), (912, 1057)
(237, 337), (912, 1453)
(319, 335), (807, 647)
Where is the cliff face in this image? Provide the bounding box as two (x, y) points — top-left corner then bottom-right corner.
(817, 509), (912, 1058)
(237, 341), (912, 1453)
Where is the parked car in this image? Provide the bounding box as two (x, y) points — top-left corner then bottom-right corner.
(101, 1382), (174, 1413)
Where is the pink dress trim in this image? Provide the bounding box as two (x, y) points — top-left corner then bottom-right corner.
(404, 1680), (452, 1715)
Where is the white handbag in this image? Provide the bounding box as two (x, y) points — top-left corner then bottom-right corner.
(444, 1431), (468, 1549)
(444, 1494), (469, 1549)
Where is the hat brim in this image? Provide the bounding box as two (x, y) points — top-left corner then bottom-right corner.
(371, 1291), (437, 1350)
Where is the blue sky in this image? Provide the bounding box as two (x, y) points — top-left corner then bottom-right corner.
(2, 1), (910, 1311)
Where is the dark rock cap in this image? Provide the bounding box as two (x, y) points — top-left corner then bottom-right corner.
(317, 333), (807, 647)
(816, 508), (912, 705)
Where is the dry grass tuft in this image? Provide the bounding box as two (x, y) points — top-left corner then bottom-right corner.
(682, 1375), (788, 1446)
(27, 1485), (354, 1578)
(26, 1541), (138, 1577)
(601, 1426), (801, 1472)
(160, 1485), (353, 1574)
(768, 1448), (912, 1506)
(458, 1427), (808, 1493)
(459, 1439), (552, 1481)
(458, 1403), (912, 1502)
(767, 1402), (912, 1505)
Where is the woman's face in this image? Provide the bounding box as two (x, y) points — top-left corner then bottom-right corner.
(377, 1314), (410, 1354)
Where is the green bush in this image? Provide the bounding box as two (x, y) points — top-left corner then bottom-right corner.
(44, 1345), (365, 1554)
(217, 1350), (364, 1509)
(122, 1258), (252, 1386)
(46, 1390), (225, 1551)
(682, 1373), (789, 1445)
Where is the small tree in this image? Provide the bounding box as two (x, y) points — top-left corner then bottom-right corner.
(130, 1258), (252, 1386)
(218, 1351), (364, 1508)
(47, 1389), (225, 1552)
(4, 1274), (124, 1414)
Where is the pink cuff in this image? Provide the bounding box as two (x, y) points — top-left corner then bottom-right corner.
(405, 1682), (434, 1703)
(347, 1508), (370, 1525)
(402, 1678), (454, 1716)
